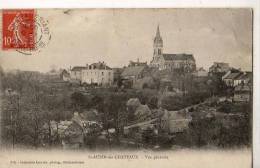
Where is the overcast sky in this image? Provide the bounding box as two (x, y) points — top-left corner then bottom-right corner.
(0, 8), (252, 72)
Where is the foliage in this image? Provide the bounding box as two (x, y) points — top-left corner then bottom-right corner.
(0, 68), (252, 149)
(187, 115), (251, 148)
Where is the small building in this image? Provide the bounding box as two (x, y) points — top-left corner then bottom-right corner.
(70, 66), (86, 82)
(61, 112), (102, 149)
(121, 65), (150, 88)
(222, 72), (241, 87)
(234, 72), (252, 86)
(209, 62), (230, 74)
(128, 60), (147, 67)
(81, 62), (114, 86)
(233, 84), (251, 102)
(112, 68), (124, 84)
(60, 69), (70, 81)
(70, 62), (114, 86)
(193, 67), (208, 77)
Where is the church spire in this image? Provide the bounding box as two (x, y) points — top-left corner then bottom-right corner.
(153, 25), (163, 59)
(156, 24), (161, 37)
(154, 24), (163, 44)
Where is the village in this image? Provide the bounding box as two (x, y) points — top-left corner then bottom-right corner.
(0, 26), (252, 150)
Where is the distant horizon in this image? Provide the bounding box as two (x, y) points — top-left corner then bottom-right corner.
(0, 9), (253, 72)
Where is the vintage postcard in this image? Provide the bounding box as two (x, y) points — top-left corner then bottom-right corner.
(0, 8), (253, 168)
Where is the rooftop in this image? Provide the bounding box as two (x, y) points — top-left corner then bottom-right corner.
(121, 66), (147, 77)
(71, 62), (112, 71)
(89, 62), (112, 70)
(162, 54), (195, 61)
(235, 72), (252, 80)
(224, 72), (241, 80)
(71, 66), (87, 71)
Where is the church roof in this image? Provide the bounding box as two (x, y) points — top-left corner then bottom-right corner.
(121, 66), (146, 77)
(162, 54), (195, 61)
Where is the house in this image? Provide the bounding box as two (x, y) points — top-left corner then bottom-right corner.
(81, 62), (114, 86)
(70, 62), (114, 86)
(222, 70), (251, 87)
(121, 65), (150, 88)
(134, 76), (157, 89)
(61, 112), (102, 149)
(234, 72), (252, 86)
(42, 110), (102, 148)
(128, 60), (147, 67)
(60, 69), (70, 81)
(112, 68), (124, 84)
(193, 67), (208, 77)
(222, 72), (241, 87)
(209, 62), (230, 75)
(70, 66), (86, 82)
(150, 25), (196, 72)
(233, 83), (251, 102)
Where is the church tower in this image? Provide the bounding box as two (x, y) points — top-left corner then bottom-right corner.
(153, 25), (163, 60)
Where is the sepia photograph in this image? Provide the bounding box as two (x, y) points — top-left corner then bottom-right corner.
(0, 8), (255, 168)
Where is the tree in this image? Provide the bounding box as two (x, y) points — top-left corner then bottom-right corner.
(71, 92), (85, 111)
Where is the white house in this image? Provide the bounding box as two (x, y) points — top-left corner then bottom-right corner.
(70, 66), (86, 82)
(81, 62), (114, 86)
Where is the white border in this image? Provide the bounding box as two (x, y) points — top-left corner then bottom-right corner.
(0, 0), (257, 9)
(0, 0), (259, 168)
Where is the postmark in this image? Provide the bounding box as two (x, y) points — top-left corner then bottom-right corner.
(2, 9), (51, 55)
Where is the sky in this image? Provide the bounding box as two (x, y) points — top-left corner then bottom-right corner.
(0, 8), (253, 72)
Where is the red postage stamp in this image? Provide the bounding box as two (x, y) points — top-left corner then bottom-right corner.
(2, 9), (35, 50)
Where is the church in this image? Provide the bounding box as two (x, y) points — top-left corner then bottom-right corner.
(150, 25), (196, 72)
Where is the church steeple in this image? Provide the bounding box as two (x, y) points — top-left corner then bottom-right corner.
(153, 25), (163, 59)
(156, 25), (161, 38)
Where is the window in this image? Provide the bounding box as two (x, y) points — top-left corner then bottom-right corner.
(158, 49), (161, 55)
(102, 72), (104, 75)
